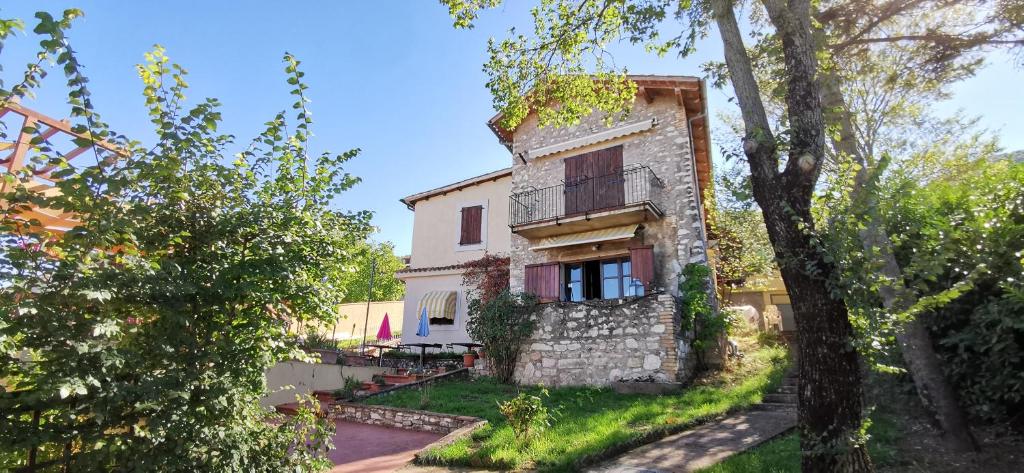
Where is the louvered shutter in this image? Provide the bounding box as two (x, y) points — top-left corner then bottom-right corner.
(460, 205), (483, 244)
(524, 262), (560, 302)
(629, 246), (654, 291)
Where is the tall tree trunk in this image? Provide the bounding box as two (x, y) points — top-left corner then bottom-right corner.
(820, 74), (978, 452)
(712, 0), (874, 471)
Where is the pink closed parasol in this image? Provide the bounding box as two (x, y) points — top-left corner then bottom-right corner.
(376, 313), (394, 341)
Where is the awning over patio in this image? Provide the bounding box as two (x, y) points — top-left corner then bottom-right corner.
(530, 224), (639, 251)
(417, 291), (456, 321)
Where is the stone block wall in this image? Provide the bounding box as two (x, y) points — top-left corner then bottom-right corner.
(508, 95), (709, 297)
(515, 293), (691, 386)
(330, 402), (480, 434)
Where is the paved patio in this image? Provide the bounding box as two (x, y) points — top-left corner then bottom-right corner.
(329, 420), (443, 473)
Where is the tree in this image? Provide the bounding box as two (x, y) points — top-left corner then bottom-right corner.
(339, 240), (406, 303)
(1, 11), (370, 470)
(441, 0), (873, 469)
(707, 162), (776, 293)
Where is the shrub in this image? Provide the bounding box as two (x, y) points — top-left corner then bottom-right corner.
(334, 376), (363, 399)
(497, 391), (549, 445)
(465, 291), (537, 383)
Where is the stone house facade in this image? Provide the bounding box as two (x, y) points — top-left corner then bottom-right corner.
(396, 75), (714, 386)
(488, 75), (715, 386)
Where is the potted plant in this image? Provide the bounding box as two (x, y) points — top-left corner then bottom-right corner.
(463, 350), (477, 368)
(302, 331), (340, 364)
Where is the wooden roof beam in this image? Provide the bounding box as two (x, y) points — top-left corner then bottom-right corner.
(638, 86), (655, 104)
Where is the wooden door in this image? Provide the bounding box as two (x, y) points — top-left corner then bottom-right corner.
(563, 145), (623, 215)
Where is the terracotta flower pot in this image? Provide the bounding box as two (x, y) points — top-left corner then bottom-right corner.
(463, 352), (476, 368)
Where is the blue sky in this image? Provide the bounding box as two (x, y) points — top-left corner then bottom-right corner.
(5, 2), (1022, 255)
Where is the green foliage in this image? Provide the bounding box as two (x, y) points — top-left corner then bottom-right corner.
(465, 290), (538, 384)
(440, 0), (712, 130)
(0, 12), (372, 471)
(338, 240), (406, 303)
(884, 160), (1024, 422)
(679, 263), (728, 371)
(334, 376), (363, 400)
(366, 344), (788, 471)
(303, 330), (338, 351)
(498, 390), (550, 445)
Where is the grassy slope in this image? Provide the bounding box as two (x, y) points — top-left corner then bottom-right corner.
(363, 344), (788, 471)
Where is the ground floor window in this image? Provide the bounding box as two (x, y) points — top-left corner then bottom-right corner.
(563, 257), (643, 301)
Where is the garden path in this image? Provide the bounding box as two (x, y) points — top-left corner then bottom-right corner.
(586, 373), (798, 473)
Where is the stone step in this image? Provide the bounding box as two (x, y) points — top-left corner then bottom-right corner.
(782, 377), (798, 387)
(763, 393), (797, 404)
(777, 385), (797, 394)
(752, 402), (797, 412)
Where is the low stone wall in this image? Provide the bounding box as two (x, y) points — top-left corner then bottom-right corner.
(331, 402), (481, 434)
(516, 293), (690, 386)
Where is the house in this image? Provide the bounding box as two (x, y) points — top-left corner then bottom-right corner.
(398, 75), (714, 386)
(396, 168), (513, 346)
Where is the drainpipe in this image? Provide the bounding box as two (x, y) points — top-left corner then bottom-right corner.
(685, 82), (718, 310)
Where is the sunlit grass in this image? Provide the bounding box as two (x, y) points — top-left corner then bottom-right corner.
(696, 411), (901, 473)
(363, 344), (789, 471)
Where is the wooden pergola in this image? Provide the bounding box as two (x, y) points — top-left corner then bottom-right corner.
(0, 100), (123, 233)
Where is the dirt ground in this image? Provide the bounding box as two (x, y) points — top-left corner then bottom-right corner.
(880, 414), (1024, 473)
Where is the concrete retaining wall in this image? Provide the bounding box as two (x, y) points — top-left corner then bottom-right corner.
(262, 361), (389, 407)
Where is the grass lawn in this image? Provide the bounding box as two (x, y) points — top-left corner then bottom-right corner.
(362, 343), (788, 471)
(695, 412), (902, 473)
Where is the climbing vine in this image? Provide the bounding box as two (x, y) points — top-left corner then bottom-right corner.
(679, 263), (728, 371)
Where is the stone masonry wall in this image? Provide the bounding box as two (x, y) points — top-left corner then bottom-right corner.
(330, 402), (480, 434)
(508, 94), (709, 297)
(516, 293), (690, 386)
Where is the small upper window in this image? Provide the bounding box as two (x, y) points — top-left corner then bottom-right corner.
(459, 205), (483, 245)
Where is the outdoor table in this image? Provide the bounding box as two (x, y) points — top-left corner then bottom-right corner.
(366, 343), (401, 366)
(402, 343), (444, 367)
(449, 342), (483, 353)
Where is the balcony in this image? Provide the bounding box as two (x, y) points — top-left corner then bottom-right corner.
(509, 165), (664, 239)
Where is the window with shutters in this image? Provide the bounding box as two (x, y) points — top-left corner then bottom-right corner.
(458, 205), (484, 246)
(535, 249), (652, 303)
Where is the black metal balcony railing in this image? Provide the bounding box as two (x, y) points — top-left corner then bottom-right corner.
(509, 165), (663, 227)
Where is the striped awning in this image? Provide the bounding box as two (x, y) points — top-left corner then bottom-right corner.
(524, 118), (657, 160)
(530, 224), (639, 251)
(418, 291), (457, 320)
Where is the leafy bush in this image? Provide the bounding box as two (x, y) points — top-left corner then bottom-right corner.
(334, 376), (363, 399)
(0, 13), (367, 470)
(497, 391), (550, 444)
(465, 291), (537, 383)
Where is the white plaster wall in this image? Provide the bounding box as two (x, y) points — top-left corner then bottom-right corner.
(398, 271), (474, 349)
(261, 362), (389, 407)
(408, 175), (512, 269)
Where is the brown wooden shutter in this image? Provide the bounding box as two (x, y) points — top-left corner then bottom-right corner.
(460, 205), (483, 244)
(594, 145), (624, 210)
(524, 262), (560, 302)
(629, 246), (654, 290)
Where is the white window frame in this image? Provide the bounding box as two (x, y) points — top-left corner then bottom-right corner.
(454, 200), (488, 252)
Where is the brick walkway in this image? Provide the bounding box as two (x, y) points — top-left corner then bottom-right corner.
(329, 420), (443, 473)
